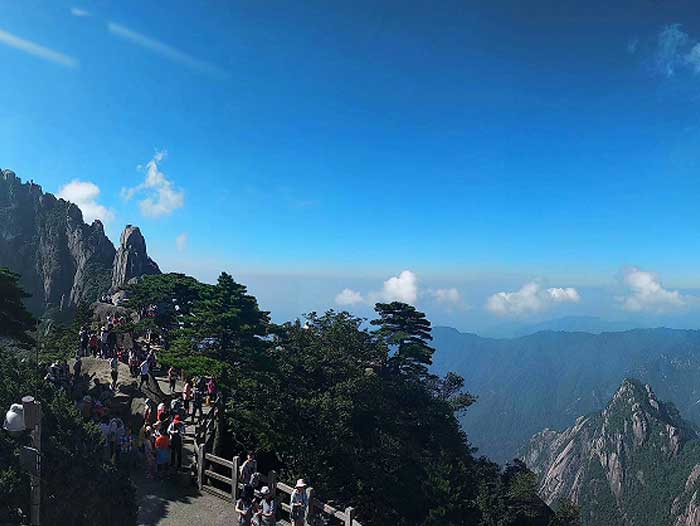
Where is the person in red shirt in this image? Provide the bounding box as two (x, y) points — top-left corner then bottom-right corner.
(155, 432), (171, 477)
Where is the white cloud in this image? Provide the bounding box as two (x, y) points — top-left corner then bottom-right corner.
(107, 22), (229, 79)
(335, 288), (364, 306)
(685, 43), (700, 73)
(122, 151), (185, 218)
(70, 7), (90, 17)
(430, 288), (461, 305)
(655, 24), (689, 77)
(375, 270), (418, 304)
(57, 180), (115, 225)
(0, 28), (78, 68)
(176, 232), (188, 252)
(486, 282), (581, 316)
(618, 267), (685, 312)
(335, 270), (464, 309)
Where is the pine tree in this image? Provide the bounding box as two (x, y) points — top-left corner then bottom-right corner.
(0, 267), (36, 346)
(371, 301), (435, 378)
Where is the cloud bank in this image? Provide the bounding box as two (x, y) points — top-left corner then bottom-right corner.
(334, 271), (463, 310)
(122, 151), (185, 218)
(486, 282), (580, 316)
(58, 180), (115, 224)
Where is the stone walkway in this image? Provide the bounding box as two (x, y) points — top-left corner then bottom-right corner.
(134, 470), (236, 526)
(134, 375), (238, 526)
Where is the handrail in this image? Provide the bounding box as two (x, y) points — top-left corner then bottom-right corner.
(192, 397), (361, 526)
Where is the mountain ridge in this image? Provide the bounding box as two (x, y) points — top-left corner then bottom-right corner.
(523, 379), (700, 526)
(0, 169), (159, 317)
(431, 326), (700, 463)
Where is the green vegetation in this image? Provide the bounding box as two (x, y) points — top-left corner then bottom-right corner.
(0, 269), (581, 526)
(0, 267), (36, 347)
(0, 275), (136, 525)
(125, 273), (578, 526)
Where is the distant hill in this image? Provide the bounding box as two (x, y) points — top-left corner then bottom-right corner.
(480, 316), (644, 338)
(431, 326), (700, 463)
(523, 379), (700, 526)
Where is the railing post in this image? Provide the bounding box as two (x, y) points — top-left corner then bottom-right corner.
(344, 506), (355, 526)
(197, 442), (207, 490)
(305, 486), (314, 525)
(267, 470), (277, 497)
(231, 455), (240, 502)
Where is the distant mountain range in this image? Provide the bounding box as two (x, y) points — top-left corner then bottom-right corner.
(480, 315), (660, 338)
(431, 326), (700, 463)
(523, 379), (700, 526)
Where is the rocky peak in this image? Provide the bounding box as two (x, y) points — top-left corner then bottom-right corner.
(602, 378), (695, 451)
(111, 224), (160, 289)
(0, 169), (116, 315)
(523, 379), (700, 526)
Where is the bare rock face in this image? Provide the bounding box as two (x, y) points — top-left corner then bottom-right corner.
(523, 379), (700, 526)
(0, 169), (115, 315)
(111, 225), (160, 289)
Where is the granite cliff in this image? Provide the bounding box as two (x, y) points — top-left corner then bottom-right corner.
(0, 169), (159, 316)
(523, 379), (700, 526)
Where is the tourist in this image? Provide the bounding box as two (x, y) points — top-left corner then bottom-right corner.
(290, 479), (308, 526)
(110, 355), (119, 390)
(129, 349), (139, 377)
(182, 379), (192, 414)
(107, 326), (117, 357)
(157, 402), (167, 422)
(108, 416), (125, 464)
(154, 430), (171, 477)
(168, 414), (185, 470)
(235, 484), (255, 526)
(100, 327), (109, 358)
(191, 385), (204, 420)
(143, 427), (156, 479)
(167, 366), (177, 393)
(89, 332), (98, 357)
(257, 486), (276, 526)
(147, 349), (157, 370)
(73, 355), (82, 382)
(240, 451), (257, 486)
(207, 377), (217, 405)
(139, 358), (150, 390)
(79, 327), (88, 356)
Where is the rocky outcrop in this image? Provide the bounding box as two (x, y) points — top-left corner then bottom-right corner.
(0, 170), (161, 317)
(111, 224), (160, 289)
(0, 170), (115, 315)
(523, 379), (700, 526)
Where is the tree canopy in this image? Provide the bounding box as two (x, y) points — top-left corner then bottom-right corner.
(0, 349), (136, 525)
(0, 267), (36, 346)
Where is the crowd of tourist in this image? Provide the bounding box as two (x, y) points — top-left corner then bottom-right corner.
(234, 451), (311, 526)
(41, 310), (317, 525)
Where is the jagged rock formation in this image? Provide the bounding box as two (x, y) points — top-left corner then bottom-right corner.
(0, 170), (115, 315)
(523, 378), (700, 526)
(0, 169), (161, 317)
(111, 224), (160, 289)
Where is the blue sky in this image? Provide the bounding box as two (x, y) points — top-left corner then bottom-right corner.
(3, 1), (700, 332)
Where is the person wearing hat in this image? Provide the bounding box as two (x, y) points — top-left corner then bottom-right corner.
(235, 484), (255, 526)
(290, 479), (308, 526)
(256, 486), (276, 526)
(167, 414), (186, 470)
